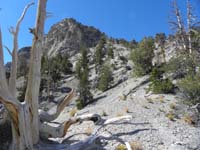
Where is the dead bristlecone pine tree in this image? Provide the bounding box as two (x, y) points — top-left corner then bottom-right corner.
(0, 0), (71, 149)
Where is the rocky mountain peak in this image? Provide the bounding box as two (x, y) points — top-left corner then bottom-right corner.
(44, 18), (104, 57)
(18, 46), (31, 58)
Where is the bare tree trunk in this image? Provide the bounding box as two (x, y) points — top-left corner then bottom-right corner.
(0, 1), (46, 149)
(8, 2), (34, 97)
(187, 0), (193, 54)
(10, 103), (33, 150)
(24, 0), (47, 144)
(0, 5), (34, 149)
(175, 1), (187, 51)
(171, 0), (188, 52)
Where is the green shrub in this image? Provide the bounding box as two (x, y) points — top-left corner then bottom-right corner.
(130, 37), (154, 76)
(76, 98), (83, 110)
(148, 67), (174, 94)
(150, 66), (164, 80)
(76, 88), (93, 109)
(164, 54), (196, 79)
(115, 144), (127, 150)
(177, 74), (200, 104)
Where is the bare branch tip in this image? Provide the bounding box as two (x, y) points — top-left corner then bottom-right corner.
(3, 45), (12, 56)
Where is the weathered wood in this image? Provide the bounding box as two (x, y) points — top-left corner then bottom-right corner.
(39, 114), (132, 150)
(39, 89), (75, 122)
(0, 28), (10, 98)
(40, 113), (102, 139)
(0, 1), (46, 149)
(8, 2), (34, 98)
(125, 142), (132, 150)
(69, 115), (132, 150)
(170, 0), (188, 52)
(3, 46), (12, 56)
(187, 0), (192, 54)
(10, 103), (33, 150)
(25, 0), (47, 144)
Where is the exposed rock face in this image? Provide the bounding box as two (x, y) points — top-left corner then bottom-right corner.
(18, 46), (31, 59)
(43, 18), (104, 57)
(153, 36), (178, 66)
(4, 62), (11, 73)
(4, 47), (31, 75)
(17, 47), (31, 70)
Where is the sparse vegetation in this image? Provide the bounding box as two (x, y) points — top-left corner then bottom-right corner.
(85, 127), (93, 135)
(117, 113), (124, 117)
(119, 94), (127, 101)
(169, 103), (176, 110)
(143, 105), (149, 109)
(130, 141), (143, 150)
(125, 107), (130, 113)
(159, 108), (165, 113)
(183, 114), (195, 125)
(115, 144), (127, 150)
(102, 111), (108, 116)
(146, 98), (154, 104)
(69, 108), (77, 117)
(166, 111), (175, 121)
(159, 98), (165, 103)
(157, 95), (165, 103)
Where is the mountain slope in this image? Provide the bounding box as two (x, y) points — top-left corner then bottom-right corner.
(52, 76), (200, 150)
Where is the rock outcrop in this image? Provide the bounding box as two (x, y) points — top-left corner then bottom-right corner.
(153, 35), (178, 66)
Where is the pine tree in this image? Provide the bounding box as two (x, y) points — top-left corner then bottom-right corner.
(95, 36), (106, 72)
(131, 37), (155, 76)
(61, 53), (73, 74)
(75, 47), (93, 109)
(108, 47), (114, 59)
(98, 64), (113, 91)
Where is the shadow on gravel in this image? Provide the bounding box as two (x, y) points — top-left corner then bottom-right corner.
(39, 127), (156, 150)
(0, 121), (12, 150)
(63, 132), (93, 143)
(87, 95), (107, 105)
(114, 128), (157, 137)
(109, 121), (150, 126)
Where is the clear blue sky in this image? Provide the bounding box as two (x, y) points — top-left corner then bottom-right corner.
(0, 0), (199, 63)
